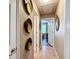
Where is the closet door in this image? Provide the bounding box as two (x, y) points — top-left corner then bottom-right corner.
(9, 0), (17, 59)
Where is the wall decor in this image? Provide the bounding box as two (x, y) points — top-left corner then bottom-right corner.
(22, 0), (33, 15)
(24, 18), (32, 33)
(55, 15), (60, 31)
(25, 38), (32, 51)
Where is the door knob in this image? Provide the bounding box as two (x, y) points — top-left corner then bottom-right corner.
(9, 48), (17, 56)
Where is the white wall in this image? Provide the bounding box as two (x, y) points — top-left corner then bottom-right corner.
(55, 19), (65, 59)
(54, 0), (65, 59)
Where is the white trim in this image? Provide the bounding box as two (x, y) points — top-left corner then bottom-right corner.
(16, 0), (20, 59)
(64, 0), (70, 59)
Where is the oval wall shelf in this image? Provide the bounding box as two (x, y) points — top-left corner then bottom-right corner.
(24, 18), (32, 34)
(55, 15), (60, 31)
(22, 0), (33, 15)
(25, 38), (32, 51)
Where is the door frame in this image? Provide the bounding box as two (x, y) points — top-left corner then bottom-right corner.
(9, 0), (17, 59)
(16, 0), (20, 59)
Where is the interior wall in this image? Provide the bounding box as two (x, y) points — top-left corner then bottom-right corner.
(19, 0), (40, 59)
(32, 0), (40, 16)
(54, 0), (65, 59)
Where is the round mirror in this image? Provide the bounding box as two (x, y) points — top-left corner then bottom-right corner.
(25, 38), (32, 51)
(22, 0), (33, 15)
(24, 18), (32, 33)
(55, 15), (60, 31)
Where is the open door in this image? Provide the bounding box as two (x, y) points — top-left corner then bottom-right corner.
(9, 0), (17, 59)
(48, 19), (55, 47)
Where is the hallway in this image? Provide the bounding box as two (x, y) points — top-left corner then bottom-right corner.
(9, 0), (65, 59)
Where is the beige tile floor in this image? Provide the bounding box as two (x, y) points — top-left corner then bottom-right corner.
(34, 45), (59, 59)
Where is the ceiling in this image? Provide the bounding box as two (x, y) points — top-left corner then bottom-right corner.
(34, 0), (59, 15)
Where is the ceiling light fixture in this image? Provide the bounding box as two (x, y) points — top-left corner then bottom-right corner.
(43, 0), (49, 4)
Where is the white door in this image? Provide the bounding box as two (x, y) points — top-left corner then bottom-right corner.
(48, 20), (55, 47)
(9, 0), (17, 59)
(34, 16), (39, 58)
(34, 16), (37, 53)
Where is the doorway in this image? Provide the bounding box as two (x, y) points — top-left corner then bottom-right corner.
(41, 18), (55, 47)
(41, 20), (48, 46)
(34, 17), (59, 59)
(39, 18), (56, 59)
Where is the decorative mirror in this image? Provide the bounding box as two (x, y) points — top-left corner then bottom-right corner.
(55, 15), (60, 31)
(25, 38), (32, 51)
(22, 0), (33, 15)
(24, 18), (32, 33)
